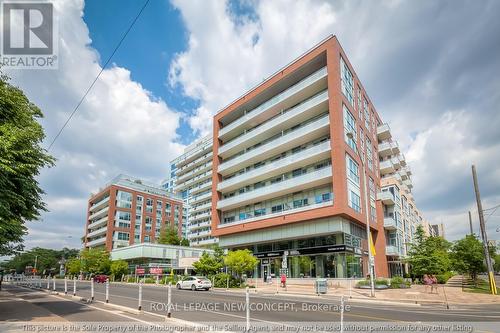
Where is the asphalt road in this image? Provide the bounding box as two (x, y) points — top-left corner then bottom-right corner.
(37, 278), (500, 324)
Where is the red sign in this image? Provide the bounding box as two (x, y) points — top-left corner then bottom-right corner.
(150, 267), (163, 275)
(135, 268), (145, 275)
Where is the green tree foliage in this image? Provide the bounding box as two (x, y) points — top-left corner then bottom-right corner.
(451, 235), (485, 282)
(0, 73), (55, 255)
(180, 238), (190, 247)
(193, 251), (224, 276)
(80, 248), (111, 275)
(65, 258), (81, 275)
(406, 225), (452, 277)
(494, 253), (500, 273)
(224, 249), (258, 279)
(4, 247), (79, 274)
(110, 260), (129, 279)
(157, 227), (180, 245)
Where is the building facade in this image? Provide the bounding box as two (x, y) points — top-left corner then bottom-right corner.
(84, 174), (183, 251)
(378, 125), (424, 276)
(169, 136), (218, 247)
(210, 36), (427, 279)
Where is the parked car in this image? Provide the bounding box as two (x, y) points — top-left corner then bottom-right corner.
(176, 276), (212, 291)
(93, 275), (108, 283)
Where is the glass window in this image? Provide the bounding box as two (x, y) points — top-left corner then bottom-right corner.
(343, 105), (356, 151)
(116, 191), (132, 208)
(340, 57), (354, 105)
(346, 154), (360, 186)
(349, 190), (361, 212)
(146, 198), (153, 213)
(117, 232), (129, 241)
(271, 204), (283, 213)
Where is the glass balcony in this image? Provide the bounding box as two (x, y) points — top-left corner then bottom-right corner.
(89, 196), (110, 212)
(218, 114), (330, 176)
(217, 166), (332, 211)
(177, 162), (212, 184)
(87, 226), (107, 238)
(383, 217), (397, 230)
(386, 245), (400, 256)
(377, 191), (395, 205)
(379, 159), (395, 175)
(87, 216), (108, 230)
(219, 67), (328, 141)
(87, 236), (106, 247)
(218, 140), (331, 193)
(88, 206), (109, 221)
(377, 142), (393, 157)
(377, 123), (391, 141)
(190, 202), (211, 214)
(219, 90), (329, 159)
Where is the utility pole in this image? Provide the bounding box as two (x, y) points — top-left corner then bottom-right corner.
(468, 211), (473, 236)
(471, 165), (497, 295)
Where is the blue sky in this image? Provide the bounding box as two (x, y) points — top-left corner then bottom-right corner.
(4, 0), (500, 250)
(83, 0), (197, 145)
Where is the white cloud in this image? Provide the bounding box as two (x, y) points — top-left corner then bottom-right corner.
(5, 0), (184, 250)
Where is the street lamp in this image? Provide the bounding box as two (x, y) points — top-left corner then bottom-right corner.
(347, 131), (375, 297)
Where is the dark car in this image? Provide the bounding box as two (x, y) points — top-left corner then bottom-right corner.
(93, 275), (108, 283)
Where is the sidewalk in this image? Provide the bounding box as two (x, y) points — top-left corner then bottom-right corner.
(212, 275), (500, 306)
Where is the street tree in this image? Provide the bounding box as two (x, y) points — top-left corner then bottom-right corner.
(224, 249), (258, 280)
(157, 227), (180, 245)
(66, 258), (81, 275)
(406, 225), (452, 277)
(80, 248), (111, 275)
(451, 235), (485, 283)
(4, 247), (79, 274)
(110, 260), (129, 279)
(180, 238), (190, 247)
(0, 73), (55, 255)
(193, 251), (224, 276)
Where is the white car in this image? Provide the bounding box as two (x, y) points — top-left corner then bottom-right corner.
(176, 276), (212, 291)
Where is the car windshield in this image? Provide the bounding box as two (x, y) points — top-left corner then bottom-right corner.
(196, 276), (209, 281)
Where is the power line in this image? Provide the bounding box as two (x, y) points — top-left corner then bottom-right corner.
(47, 0), (151, 151)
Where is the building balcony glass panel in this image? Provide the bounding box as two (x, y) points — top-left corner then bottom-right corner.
(191, 202), (211, 214)
(190, 181), (212, 195)
(379, 159), (395, 175)
(377, 123), (391, 141)
(386, 245), (400, 256)
(190, 238), (218, 246)
(377, 142), (392, 157)
(383, 217), (397, 230)
(87, 216), (108, 229)
(89, 196), (110, 212)
(176, 152), (213, 176)
(189, 221), (211, 231)
(219, 90), (329, 159)
(391, 142), (400, 155)
(87, 226), (107, 238)
(88, 206), (109, 221)
(217, 166), (332, 211)
(87, 236), (106, 247)
(174, 144), (212, 169)
(177, 162), (213, 183)
(218, 114), (330, 176)
(403, 179), (413, 189)
(218, 140), (331, 193)
(190, 211), (211, 222)
(219, 67), (328, 141)
(391, 156), (401, 170)
(191, 192), (212, 204)
(176, 171), (212, 192)
(377, 191), (395, 205)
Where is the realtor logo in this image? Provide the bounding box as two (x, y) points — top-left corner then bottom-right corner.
(1, 1), (58, 69)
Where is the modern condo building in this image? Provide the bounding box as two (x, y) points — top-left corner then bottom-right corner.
(169, 136), (218, 247)
(84, 174), (183, 251)
(211, 35), (425, 279)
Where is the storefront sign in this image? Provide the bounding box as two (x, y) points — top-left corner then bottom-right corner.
(150, 267), (163, 275)
(254, 244), (359, 259)
(135, 267), (145, 275)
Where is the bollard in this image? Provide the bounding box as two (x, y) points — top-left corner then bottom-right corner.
(91, 278), (94, 302)
(246, 286), (250, 332)
(105, 279), (109, 303)
(349, 279), (352, 299)
(73, 277), (76, 296)
(156, 275), (159, 285)
(340, 295), (344, 333)
(53, 277), (56, 292)
(275, 278), (279, 294)
(167, 282), (172, 318)
(47, 277), (50, 289)
(64, 277), (68, 295)
(138, 282), (143, 311)
(226, 276), (229, 291)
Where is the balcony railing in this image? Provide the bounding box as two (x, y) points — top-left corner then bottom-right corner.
(87, 226), (107, 238)
(217, 166), (332, 211)
(176, 152), (213, 176)
(88, 206), (109, 221)
(377, 123), (391, 141)
(383, 217), (397, 230)
(190, 211), (211, 222)
(189, 221), (211, 230)
(87, 237), (106, 247)
(218, 140), (331, 193)
(219, 67), (328, 140)
(87, 216), (108, 230)
(379, 159), (395, 175)
(190, 181), (212, 195)
(89, 196), (110, 212)
(377, 191), (395, 205)
(177, 162), (213, 184)
(218, 114), (330, 176)
(191, 191), (211, 204)
(386, 245), (400, 256)
(219, 90), (329, 159)
(191, 202), (211, 214)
